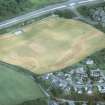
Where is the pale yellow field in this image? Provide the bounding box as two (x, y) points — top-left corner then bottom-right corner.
(0, 16), (105, 74)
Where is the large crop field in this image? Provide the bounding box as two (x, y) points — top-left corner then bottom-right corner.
(0, 16), (105, 74)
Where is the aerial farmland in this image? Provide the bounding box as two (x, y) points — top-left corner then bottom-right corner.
(0, 16), (105, 74)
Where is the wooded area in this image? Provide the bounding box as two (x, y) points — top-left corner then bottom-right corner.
(0, 0), (65, 22)
(0, 0), (33, 21)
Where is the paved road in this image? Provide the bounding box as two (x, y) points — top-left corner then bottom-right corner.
(0, 0), (105, 30)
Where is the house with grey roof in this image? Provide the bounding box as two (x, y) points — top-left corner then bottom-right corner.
(97, 84), (105, 94)
(86, 59), (94, 65)
(74, 85), (84, 94)
(85, 84), (93, 95)
(90, 69), (102, 80)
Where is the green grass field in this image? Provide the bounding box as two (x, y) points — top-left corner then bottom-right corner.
(0, 61), (45, 105)
(0, 16), (105, 74)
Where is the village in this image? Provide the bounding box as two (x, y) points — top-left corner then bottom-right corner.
(38, 58), (105, 105)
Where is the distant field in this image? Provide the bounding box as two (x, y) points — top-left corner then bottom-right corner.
(0, 16), (105, 74)
(0, 62), (45, 105)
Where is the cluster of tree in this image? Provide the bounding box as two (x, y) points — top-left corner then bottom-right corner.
(0, 0), (33, 21)
(91, 48), (105, 70)
(54, 9), (76, 19)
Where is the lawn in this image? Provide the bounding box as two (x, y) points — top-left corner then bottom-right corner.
(0, 16), (105, 74)
(0, 61), (46, 105)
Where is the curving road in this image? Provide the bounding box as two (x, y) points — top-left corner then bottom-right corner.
(0, 0), (105, 30)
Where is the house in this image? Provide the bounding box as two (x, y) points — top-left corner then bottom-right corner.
(97, 84), (105, 94)
(74, 67), (88, 81)
(74, 85), (84, 94)
(96, 102), (105, 105)
(51, 78), (60, 88)
(86, 59), (94, 65)
(75, 67), (84, 73)
(63, 86), (71, 95)
(65, 73), (71, 79)
(98, 77), (105, 83)
(90, 69), (101, 80)
(49, 101), (58, 105)
(82, 102), (88, 105)
(14, 29), (23, 35)
(66, 77), (72, 84)
(67, 101), (75, 105)
(74, 67), (85, 76)
(56, 72), (65, 80)
(42, 73), (54, 80)
(85, 84), (93, 95)
(59, 80), (68, 89)
(75, 77), (84, 85)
